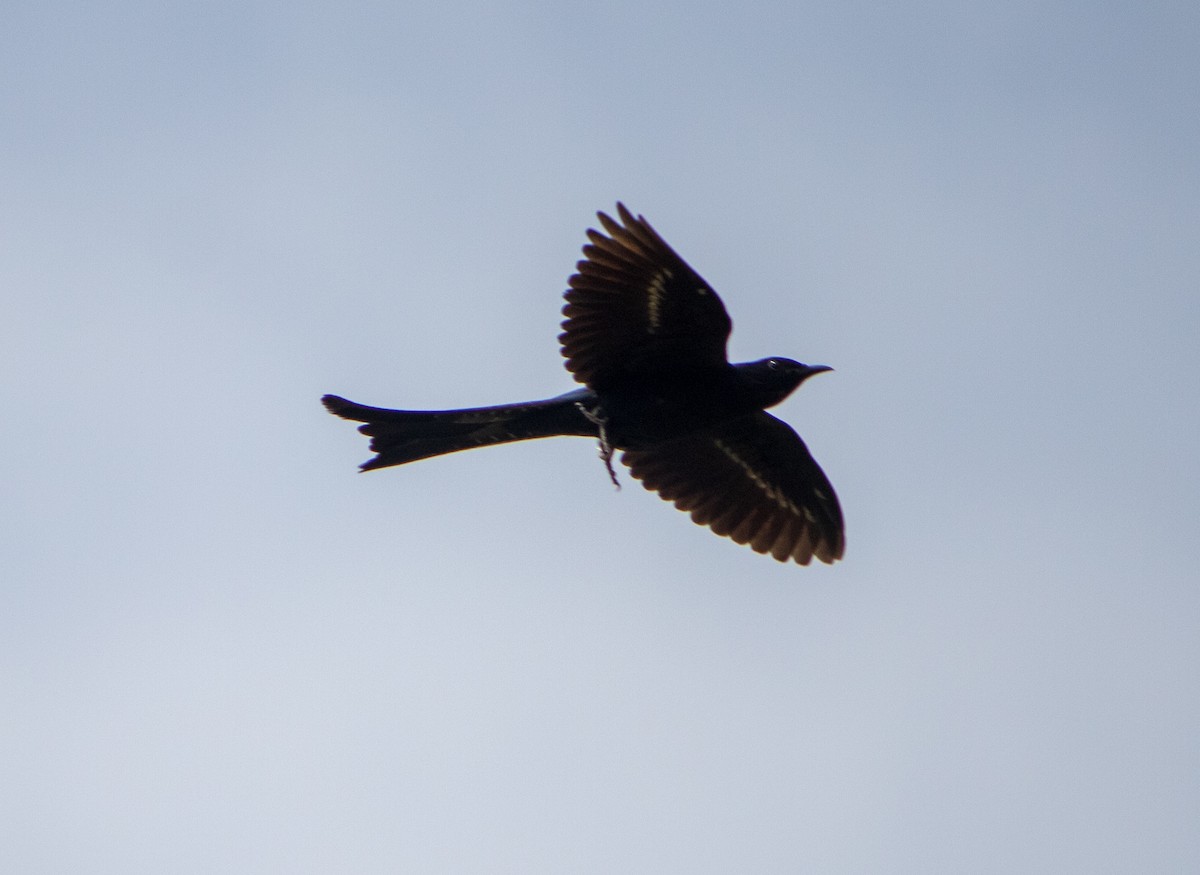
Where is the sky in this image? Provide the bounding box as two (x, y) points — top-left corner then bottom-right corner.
(3, 1), (1199, 872)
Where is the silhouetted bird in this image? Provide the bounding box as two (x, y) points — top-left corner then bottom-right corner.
(323, 204), (844, 565)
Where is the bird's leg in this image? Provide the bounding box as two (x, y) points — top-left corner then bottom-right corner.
(575, 401), (620, 489)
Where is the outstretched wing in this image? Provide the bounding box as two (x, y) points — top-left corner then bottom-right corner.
(622, 412), (844, 565)
(559, 203), (733, 390)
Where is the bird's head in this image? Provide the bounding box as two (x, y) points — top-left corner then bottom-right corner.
(737, 357), (833, 409)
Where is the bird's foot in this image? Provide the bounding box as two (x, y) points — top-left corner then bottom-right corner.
(576, 402), (620, 490)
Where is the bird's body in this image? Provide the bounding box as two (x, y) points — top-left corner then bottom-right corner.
(323, 204), (845, 565)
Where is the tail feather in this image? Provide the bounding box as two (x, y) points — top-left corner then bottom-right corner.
(321, 392), (596, 471)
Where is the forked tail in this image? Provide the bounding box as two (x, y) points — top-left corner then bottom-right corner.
(321, 391), (596, 471)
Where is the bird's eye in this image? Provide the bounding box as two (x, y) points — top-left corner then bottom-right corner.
(767, 359), (779, 370)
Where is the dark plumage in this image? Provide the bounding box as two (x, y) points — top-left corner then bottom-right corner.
(323, 204), (844, 565)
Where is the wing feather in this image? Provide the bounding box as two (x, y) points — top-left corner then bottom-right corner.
(622, 412), (844, 565)
(560, 203), (733, 389)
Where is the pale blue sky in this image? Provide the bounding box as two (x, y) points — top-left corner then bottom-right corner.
(4, 2), (1198, 872)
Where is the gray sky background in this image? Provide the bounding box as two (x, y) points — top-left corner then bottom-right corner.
(4, 2), (1198, 872)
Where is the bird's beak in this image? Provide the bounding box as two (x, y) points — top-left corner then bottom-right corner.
(806, 364), (834, 377)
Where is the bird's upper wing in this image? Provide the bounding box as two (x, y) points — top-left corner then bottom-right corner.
(621, 411), (844, 565)
(559, 203), (733, 389)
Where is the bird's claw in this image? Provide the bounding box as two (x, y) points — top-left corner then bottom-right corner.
(576, 402), (620, 490)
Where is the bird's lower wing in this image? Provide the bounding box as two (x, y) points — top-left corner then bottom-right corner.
(621, 412), (844, 565)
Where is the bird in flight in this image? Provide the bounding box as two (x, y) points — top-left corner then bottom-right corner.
(323, 204), (844, 565)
